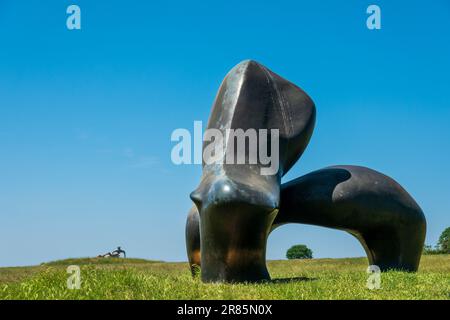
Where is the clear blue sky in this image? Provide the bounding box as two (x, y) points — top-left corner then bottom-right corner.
(0, 1), (449, 267)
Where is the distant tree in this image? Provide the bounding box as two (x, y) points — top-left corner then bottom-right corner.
(286, 244), (313, 260)
(422, 227), (450, 255)
(422, 244), (438, 255)
(437, 227), (450, 254)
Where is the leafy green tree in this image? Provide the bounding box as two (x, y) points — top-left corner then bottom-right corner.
(422, 244), (438, 255)
(437, 227), (450, 254)
(286, 244), (313, 260)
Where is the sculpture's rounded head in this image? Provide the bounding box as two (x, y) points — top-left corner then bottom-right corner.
(192, 60), (315, 282)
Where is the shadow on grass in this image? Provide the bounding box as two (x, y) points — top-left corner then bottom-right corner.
(269, 276), (317, 284)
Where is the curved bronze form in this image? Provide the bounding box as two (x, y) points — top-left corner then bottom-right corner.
(186, 60), (426, 282)
(186, 205), (201, 274)
(273, 166), (426, 272)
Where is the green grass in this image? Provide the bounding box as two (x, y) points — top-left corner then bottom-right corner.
(42, 257), (162, 266)
(0, 255), (449, 300)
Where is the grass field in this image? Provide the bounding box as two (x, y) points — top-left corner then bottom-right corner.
(0, 255), (449, 300)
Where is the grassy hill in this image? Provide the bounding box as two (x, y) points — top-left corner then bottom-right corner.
(0, 255), (449, 300)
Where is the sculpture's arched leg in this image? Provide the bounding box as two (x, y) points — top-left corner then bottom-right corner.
(273, 165), (426, 271)
(186, 206), (201, 276)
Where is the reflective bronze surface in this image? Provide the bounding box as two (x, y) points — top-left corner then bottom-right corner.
(186, 60), (426, 282)
(190, 60), (315, 282)
(186, 206), (201, 275)
(273, 165), (426, 272)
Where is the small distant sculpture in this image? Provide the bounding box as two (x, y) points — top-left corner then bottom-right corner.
(98, 246), (126, 258)
(186, 60), (426, 283)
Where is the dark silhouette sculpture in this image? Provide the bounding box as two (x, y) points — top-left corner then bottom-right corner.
(98, 246), (126, 258)
(186, 206), (201, 274)
(186, 60), (426, 282)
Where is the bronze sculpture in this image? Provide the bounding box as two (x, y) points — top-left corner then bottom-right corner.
(98, 246), (126, 258)
(186, 206), (201, 275)
(186, 60), (426, 282)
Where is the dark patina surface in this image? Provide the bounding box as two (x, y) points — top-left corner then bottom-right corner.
(186, 60), (426, 282)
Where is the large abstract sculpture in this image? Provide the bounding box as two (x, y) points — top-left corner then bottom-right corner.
(186, 60), (426, 283)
